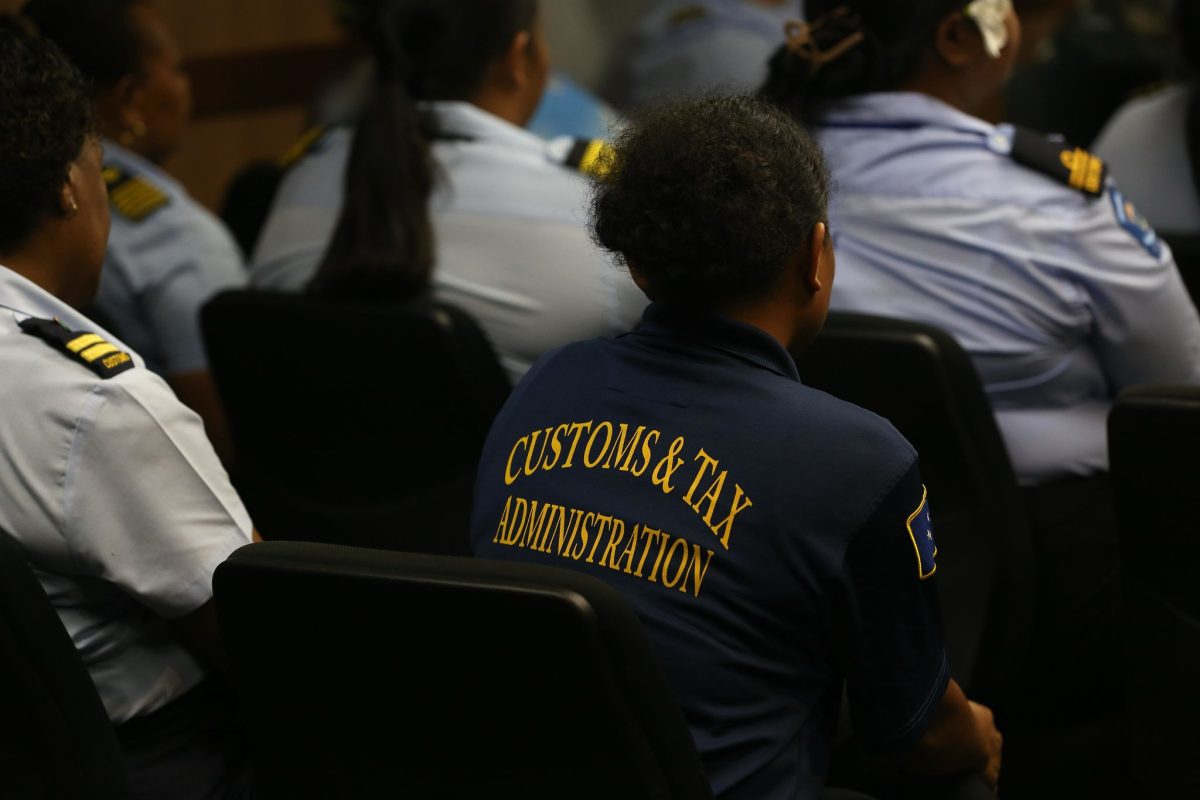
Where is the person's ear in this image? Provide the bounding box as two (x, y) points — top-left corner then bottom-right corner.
(803, 222), (830, 294)
(108, 75), (148, 143)
(628, 263), (655, 299)
(501, 30), (535, 90)
(932, 12), (980, 69)
(59, 166), (81, 222)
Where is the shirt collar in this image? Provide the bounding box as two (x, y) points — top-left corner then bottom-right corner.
(632, 302), (801, 383)
(0, 264), (136, 354)
(820, 92), (997, 138)
(425, 101), (547, 152)
(101, 139), (183, 196)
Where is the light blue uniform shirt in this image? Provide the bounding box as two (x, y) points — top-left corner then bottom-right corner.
(606, 0), (802, 109)
(818, 92), (1200, 484)
(252, 101), (646, 383)
(0, 265), (253, 722)
(99, 141), (247, 377)
(1094, 84), (1200, 235)
(530, 72), (622, 142)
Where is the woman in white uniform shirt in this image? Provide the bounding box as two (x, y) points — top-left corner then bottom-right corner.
(252, 0), (646, 383)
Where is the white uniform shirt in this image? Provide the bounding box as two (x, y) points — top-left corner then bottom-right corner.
(100, 141), (247, 377)
(605, 0), (802, 109)
(1094, 84), (1200, 234)
(0, 265), (253, 722)
(252, 101), (647, 382)
(818, 92), (1200, 484)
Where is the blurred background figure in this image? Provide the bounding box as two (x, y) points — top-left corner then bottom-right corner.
(1006, 0), (1177, 145)
(24, 0), (244, 465)
(604, 0), (803, 109)
(1093, 0), (1200, 235)
(252, 0), (645, 383)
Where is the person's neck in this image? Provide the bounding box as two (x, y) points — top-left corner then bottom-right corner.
(470, 86), (537, 129)
(2, 235), (83, 307)
(900, 73), (985, 119)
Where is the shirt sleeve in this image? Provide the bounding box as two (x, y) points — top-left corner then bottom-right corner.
(59, 370), (253, 619)
(1057, 184), (1200, 389)
(837, 459), (950, 754)
(139, 211), (247, 375)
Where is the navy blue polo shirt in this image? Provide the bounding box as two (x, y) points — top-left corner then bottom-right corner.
(470, 303), (949, 799)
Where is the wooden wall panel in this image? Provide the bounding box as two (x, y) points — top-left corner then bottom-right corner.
(159, 0), (340, 58)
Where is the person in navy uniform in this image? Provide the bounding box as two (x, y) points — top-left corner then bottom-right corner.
(24, 0), (247, 464)
(762, 0), (1200, 736)
(470, 95), (1001, 799)
(0, 18), (254, 798)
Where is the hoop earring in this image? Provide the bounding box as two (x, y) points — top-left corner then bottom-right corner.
(65, 200), (79, 221)
(119, 119), (148, 146)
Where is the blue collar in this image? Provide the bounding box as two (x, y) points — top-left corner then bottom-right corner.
(630, 303), (801, 383)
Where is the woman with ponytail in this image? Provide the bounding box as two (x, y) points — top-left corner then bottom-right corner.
(764, 0), (1200, 757)
(253, 0), (646, 382)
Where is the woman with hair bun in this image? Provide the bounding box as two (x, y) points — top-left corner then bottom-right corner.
(763, 0), (1200, 742)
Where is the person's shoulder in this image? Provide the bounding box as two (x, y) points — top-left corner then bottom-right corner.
(785, 382), (918, 473)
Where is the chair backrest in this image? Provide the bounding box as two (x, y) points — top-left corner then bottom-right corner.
(1108, 385), (1200, 797)
(219, 161), (284, 259)
(214, 541), (714, 800)
(792, 312), (1035, 705)
(0, 530), (128, 799)
(1162, 232), (1200, 310)
(201, 290), (511, 554)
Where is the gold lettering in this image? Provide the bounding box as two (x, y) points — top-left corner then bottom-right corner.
(648, 530), (672, 583)
(631, 430), (661, 477)
(561, 421), (592, 468)
(523, 428), (551, 477)
(660, 537), (690, 589)
(603, 423), (645, 471)
(693, 470), (728, 524)
(565, 508), (587, 559)
(614, 523), (641, 574)
(635, 526), (660, 578)
(583, 421), (614, 469)
(542, 424), (570, 470)
(504, 436), (529, 485)
(493, 495), (513, 543)
(651, 436), (687, 494)
(547, 505), (569, 554)
(505, 497), (529, 545)
(682, 448), (720, 506)
(520, 500), (553, 550)
(710, 484), (753, 550)
(680, 545), (715, 597)
(598, 518), (626, 568)
(584, 513), (607, 563)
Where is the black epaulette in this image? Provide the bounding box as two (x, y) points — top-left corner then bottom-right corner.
(103, 165), (170, 222)
(18, 317), (135, 379)
(1010, 127), (1107, 198)
(277, 125), (330, 170)
(564, 138), (614, 180)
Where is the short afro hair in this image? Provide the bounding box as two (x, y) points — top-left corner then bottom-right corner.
(22, 0), (145, 87)
(591, 94), (830, 310)
(0, 16), (94, 254)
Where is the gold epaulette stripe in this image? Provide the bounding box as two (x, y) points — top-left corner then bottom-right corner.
(108, 174), (169, 221)
(577, 140), (608, 178)
(80, 342), (120, 362)
(66, 333), (104, 353)
(278, 125), (328, 169)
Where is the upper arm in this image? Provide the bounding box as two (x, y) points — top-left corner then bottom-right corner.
(60, 373), (253, 619)
(837, 460), (950, 754)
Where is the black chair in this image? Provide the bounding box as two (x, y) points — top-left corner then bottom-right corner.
(792, 313), (1035, 707)
(1108, 385), (1200, 798)
(218, 161), (284, 259)
(0, 529), (129, 799)
(214, 541), (714, 799)
(1162, 232), (1200, 311)
(201, 290), (511, 555)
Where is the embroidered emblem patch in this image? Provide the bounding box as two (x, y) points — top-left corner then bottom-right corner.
(18, 317), (135, 379)
(1110, 188), (1164, 260)
(906, 486), (937, 580)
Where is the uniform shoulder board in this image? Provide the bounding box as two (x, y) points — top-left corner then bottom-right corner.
(563, 138), (614, 180)
(277, 125), (330, 170)
(18, 317), (135, 379)
(667, 5), (709, 27)
(1009, 127), (1108, 198)
(103, 165), (170, 222)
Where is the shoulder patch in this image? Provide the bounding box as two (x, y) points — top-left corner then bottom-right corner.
(103, 165), (170, 222)
(18, 317), (135, 379)
(1109, 188), (1165, 260)
(1009, 127), (1107, 197)
(277, 125), (330, 170)
(563, 138), (614, 180)
(906, 486), (937, 581)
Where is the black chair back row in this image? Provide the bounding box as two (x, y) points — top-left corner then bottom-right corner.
(793, 312), (1036, 707)
(214, 541), (714, 800)
(201, 290), (511, 554)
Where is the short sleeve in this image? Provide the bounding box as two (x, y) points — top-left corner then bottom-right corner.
(837, 460), (950, 753)
(142, 211), (247, 374)
(1058, 185), (1200, 389)
(60, 370), (253, 619)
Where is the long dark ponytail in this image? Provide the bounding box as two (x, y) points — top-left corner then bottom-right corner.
(309, 0), (539, 299)
(761, 0), (967, 124)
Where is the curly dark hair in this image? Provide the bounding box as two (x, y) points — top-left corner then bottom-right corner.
(0, 16), (94, 254)
(21, 0), (145, 88)
(591, 95), (830, 310)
